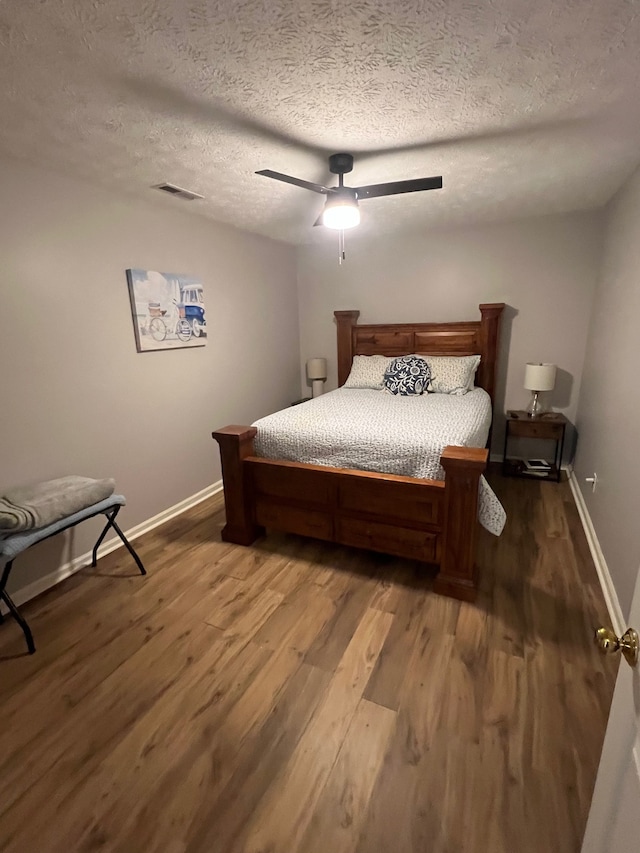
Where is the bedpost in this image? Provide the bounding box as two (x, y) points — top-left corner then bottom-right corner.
(334, 310), (360, 386)
(477, 303), (505, 405)
(212, 425), (263, 545)
(434, 446), (488, 602)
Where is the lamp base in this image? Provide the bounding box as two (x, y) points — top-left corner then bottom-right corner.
(526, 391), (548, 418)
(311, 379), (325, 398)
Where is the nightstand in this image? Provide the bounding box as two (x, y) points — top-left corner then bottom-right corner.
(502, 410), (568, 482)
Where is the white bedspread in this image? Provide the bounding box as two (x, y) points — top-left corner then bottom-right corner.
(253, 388), (506, 536)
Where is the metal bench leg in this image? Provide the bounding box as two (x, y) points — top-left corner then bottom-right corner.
(91, 512), (113, 566)
(110, 518), (146, 575)
(92, 507), (146, 575)
(0, 558), (12, 625)
(0, 560), (36, 654)
(1, 591), (35, 654)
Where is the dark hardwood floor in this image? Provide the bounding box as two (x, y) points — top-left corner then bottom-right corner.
(0, 469), (616, 852)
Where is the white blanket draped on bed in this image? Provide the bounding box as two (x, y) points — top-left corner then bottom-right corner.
(253, 388), (506, 536)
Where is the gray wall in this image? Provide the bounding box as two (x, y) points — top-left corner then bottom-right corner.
(0, 156), (299, 595)
(574, 166), (640, 619)
(297, 211), (602, 454)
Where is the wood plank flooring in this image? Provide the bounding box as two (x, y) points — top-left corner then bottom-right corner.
(0, 469), (616, 853)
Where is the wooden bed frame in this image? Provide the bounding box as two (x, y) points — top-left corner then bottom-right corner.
(213, 303), (505, 602)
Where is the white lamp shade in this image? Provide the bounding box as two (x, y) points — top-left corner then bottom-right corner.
(321, 188), (360, 230)
(322, 201), (360, 230)
(306, 357), (327, 380)
(524, 362), (556, 392)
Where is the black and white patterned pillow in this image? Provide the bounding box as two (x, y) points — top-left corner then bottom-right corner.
(383, 356), (430, 396)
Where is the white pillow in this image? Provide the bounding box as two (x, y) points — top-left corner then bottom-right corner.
(416, 354), (481, 395)
(343, 355), (392, 389)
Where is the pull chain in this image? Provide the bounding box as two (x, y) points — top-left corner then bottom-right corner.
(338, 229), (346, 264)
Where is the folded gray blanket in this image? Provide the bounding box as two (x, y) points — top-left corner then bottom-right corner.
(0, 476), (116, 532)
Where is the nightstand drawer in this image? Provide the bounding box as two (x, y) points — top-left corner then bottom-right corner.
(507, 419), (563, 439)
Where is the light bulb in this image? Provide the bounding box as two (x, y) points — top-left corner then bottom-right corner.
(322, 202), (360, 230)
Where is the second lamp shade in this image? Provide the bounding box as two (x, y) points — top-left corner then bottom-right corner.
(306, 358), (327, 380)
(524, 362), (556, 392)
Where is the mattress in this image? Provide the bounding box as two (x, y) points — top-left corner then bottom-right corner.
(253, 388), (506, 536)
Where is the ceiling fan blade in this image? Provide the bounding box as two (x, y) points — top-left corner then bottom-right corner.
(313, 213), (323, 226)
(256, 169), (333, 195)
(355, 176), (443, 200)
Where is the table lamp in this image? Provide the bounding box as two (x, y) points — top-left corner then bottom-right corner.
(307, 357), (327, 398)
(524, 362), (556, 417)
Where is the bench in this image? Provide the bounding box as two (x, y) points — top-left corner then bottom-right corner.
(0, 495), (146, 654)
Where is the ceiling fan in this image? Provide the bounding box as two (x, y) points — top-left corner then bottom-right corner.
(256, 153), (443, 231)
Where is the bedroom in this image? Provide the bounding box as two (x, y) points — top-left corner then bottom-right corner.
(0, 1), (639, 851)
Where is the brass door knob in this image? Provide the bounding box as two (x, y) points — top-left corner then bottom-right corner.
(594, 626), (639, 668)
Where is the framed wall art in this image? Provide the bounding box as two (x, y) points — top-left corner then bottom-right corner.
(126, 269), (207, 352)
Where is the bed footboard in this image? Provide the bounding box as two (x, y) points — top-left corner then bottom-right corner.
(212, 426), (488, 602)
(436, 446), (487, 601)
(213, 425), (265, 545)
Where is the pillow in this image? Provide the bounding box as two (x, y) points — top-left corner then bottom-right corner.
(383, 356), (430, 396)
(343, 355), (392, 389)
(417, 354), (481, 395)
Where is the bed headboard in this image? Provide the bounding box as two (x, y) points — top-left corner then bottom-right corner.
(334, 303), (505, 406)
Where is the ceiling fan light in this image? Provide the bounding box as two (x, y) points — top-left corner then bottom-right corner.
(322, 198), (360, 230)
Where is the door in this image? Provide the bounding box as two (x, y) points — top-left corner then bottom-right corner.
(581, 567), (640, 852)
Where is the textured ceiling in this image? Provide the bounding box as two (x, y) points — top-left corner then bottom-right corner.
(1, 0), (640, 244)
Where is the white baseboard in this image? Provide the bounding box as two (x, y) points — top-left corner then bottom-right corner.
(2, 481), (223, 612)
(568, 470), (624, 636)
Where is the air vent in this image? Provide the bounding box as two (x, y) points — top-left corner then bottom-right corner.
(153, 183), (204, 201)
